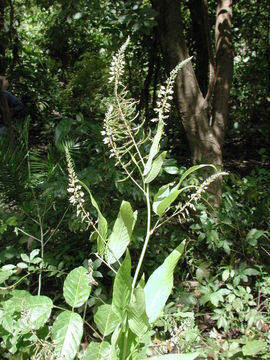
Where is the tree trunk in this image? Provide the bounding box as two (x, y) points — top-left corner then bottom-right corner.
(152, 0), (233, 202)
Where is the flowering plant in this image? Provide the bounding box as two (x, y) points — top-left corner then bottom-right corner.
(64, 39), (225, 359)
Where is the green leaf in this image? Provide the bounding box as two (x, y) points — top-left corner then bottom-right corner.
(63, 266), (91, 308)
(163, 166), (179, 174)
(55, 118), (73, 145)
(24, 295), (53, 329)
(242, 340), (267, 356)
(5, 290), (31, 312)
(244, 268), (260, 276)
(128, 285), (150, 336)
(106, 201), (136, 265)
(145, 151), (167, 183)
(83, 341), (117, 360)
(177, 164), (216, 188)
(143, 120), (164, 177)
(0, 269), (13, 284)
(6, 215), (17, 226)
(112, 251), (132, 320)
(146, 353), (199, 360)
(2, 292), (53, 332)
(144, 241), (186, 323)
(246, 229), (264, 246)
(52, 310), (83, 360)
(153, 183), (195, 217)
(21, 254), (29, 262)
(1, 314), (13, 333)
(94, 304), (120, 336)
(30, 249), (40, 260)
(209, 289), (228, 307)
(79, 180), (108, 255)
(17, 262), (28, 269)
(222, 269), (230, 282)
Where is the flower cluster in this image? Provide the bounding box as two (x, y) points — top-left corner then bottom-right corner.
(109, 37), (130, 85)
(102, 90), (143, 177)
(152, 57), (192, 123)
(65, 149), (92, 227)
(177, 171), (228, 221)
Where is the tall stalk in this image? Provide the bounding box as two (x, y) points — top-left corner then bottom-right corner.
(132, 184), (151, 292)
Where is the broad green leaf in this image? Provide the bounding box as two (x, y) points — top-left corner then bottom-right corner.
(52, 310), (83, 360)
(244, 268), (260, 276)
(83, 341), (117, 360)
(24, 295), (53, 329)
(177, 164), (216, 188)
(143, 120), (164, 177)
(17, 262), (28, 269)
(164, 166), (179, 174)
(222, 269), (230, 282)
(128, 285), (150, 336)
(1, 314), (13, 333)
(63, 266), (91, 308)
(5, 290), (31, 312)
(144, 241), (185, 323)
(106, 201), (136, 265)
(21, 254), (29, 262)
(2, 292), (52, 332)
(246, 228), (264, 246)
(242, 340), (267, 356)
(153, 183), (195, 217)
(112, 251), (132, 320)
(145, 151), (167, 183)
(153, 185), (180, 217)
(30, 249), (40, 260)
(0, 269), (13, 284)
(146, 353), (199, 360)
(79, 180), (108, 255)
(94, 304), (120, 336)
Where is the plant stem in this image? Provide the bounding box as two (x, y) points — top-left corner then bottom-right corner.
(131, 184), (151, 291)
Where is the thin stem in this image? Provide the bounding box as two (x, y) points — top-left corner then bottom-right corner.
(44, 206), (69, 246)
(15, 227), (41, 242)
(132, 184), (151, 291)
(34, 192), (43, 296)
(94, 252), (117, 274)
(122, 316), (129, 360)
(0, 272), (30, 290)
(84, 320), (103, 341)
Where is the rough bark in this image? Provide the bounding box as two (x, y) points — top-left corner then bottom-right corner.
(151, 0), (233, 202)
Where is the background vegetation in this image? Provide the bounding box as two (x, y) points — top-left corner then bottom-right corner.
(0, 0), (269, 359)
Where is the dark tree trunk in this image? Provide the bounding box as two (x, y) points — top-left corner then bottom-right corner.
(188, 0), (209, 96)
(151, 0), (233, 203)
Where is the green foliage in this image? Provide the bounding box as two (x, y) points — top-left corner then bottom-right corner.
(63, 266), (91, 308)
(144, 242), (185, 324)
(1, 2), (270, 355)
(52, 311), (84, 360)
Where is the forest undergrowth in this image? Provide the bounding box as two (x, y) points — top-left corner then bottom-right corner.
(0, 41), (269, 359)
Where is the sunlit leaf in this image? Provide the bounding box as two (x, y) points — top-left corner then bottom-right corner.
(63, 266), (91, 308)
(52, 310), (83, 360)
(94, 304), (120, 336)
(106, 201), (136, 265)
(144, 241), (185, 323)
